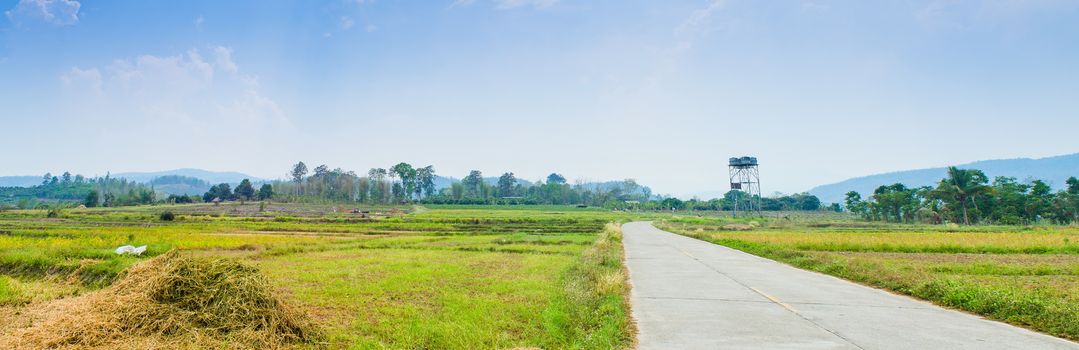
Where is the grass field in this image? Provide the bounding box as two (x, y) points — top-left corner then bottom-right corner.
(657, 217), (1079, 341)
(0, 203), (642, 349)
(5, 203), (1078, 347)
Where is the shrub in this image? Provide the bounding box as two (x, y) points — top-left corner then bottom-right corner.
(159, 211), (176, 221)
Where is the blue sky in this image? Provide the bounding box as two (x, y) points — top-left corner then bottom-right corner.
(2, 0), (1079, 197)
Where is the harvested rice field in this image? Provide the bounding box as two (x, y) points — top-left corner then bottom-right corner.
(0, 203), (640, 349)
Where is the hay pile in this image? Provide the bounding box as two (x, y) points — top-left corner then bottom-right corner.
(1, 251), (320, 349)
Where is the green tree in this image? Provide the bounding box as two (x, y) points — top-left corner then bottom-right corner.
(463, 170), (484, 198)
(84, 191), (99, 208)
(988, 177), (1028, 224)
(257, 184), (274, 200)
(497, 172), (517, 197)
(290, 162), (308, 183)
(870, 184), (916, 223)
(1068, 177), (1079, 222)
(546, 173), (566, 185)
(391, 163), (416, 200)
(416, 166), (436, 198)
(203, 183), (233, 202)
(932, 167), (989, 225)
(844, 191), (867, 217)
(1026, 180), (1053, 222)
(368, 168), (388, 203)
(235, 179), (256, 203)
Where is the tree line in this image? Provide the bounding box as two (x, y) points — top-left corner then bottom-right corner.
(651, 191), (828, 212)
(265, 161), (828, 210)
(268, 161), (653, 207)
(844, 167), (1079, 225)
(0, 172), (156, 209)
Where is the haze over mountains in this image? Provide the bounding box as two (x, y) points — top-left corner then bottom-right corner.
(809, 153), (1079, 204)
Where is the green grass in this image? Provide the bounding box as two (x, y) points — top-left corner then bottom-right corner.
(0, 203), (641, 348)
(657, 219), (1079, 341)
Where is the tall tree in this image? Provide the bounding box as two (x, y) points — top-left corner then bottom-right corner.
(290, 162), (308, 183)
(932, 167), (989, 225)
(416, 165), (436, 198)
(463, 170), (484, 198)
(391, 163), (416, 200)
(368, 168), (388, 203)
(235, 179), (256, 203)
(497, 172), (517, 197)
(1068, 177), (1079, 222)
(257, 184), (274, 200)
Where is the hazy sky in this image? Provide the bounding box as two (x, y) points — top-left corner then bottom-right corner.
(2, 0), (1078, 197)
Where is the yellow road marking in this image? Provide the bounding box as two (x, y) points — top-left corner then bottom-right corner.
(751, 287), (798, 313)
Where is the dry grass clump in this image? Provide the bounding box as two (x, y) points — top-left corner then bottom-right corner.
(1, 251), (321, 349)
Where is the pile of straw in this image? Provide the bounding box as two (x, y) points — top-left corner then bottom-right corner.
(1, 251), (320, 349)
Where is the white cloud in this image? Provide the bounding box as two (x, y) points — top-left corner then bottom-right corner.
(674, 0), (726, 53)
(449, 0), (557, 10)
(449, 0), (476, 8)
(5, 0), (80, 26)
(213, 46), (238, 74)
(59, 46), (292, 137)
(60, 66), (101, 93)
(914, 0), (1079, 31)
(194, 15), (204, 29)
(365, 24), (378, 32)
(494, 0), (558, 9)
(339, 16), (355, 30)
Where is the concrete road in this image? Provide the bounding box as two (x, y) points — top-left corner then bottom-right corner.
(623, 221), (1079, 350)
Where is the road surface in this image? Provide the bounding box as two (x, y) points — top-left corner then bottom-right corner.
(623, 221), (1079, 350)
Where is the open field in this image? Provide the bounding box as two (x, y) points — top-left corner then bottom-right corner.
(657, 217), (1079, 340)
(0, 203), (644, 349)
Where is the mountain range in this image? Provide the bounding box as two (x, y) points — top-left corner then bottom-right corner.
(808, 153), (1079, 204)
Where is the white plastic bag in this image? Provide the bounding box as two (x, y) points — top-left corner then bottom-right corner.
(114, 245), (148, 255)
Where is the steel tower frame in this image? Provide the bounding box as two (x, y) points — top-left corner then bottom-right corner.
(728, 157), (762, 218)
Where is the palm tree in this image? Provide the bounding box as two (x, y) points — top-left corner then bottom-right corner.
(933, 167), (989, 225)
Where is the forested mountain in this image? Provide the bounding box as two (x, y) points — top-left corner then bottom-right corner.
(148, 175), (212, 196)
(112, 169), (262, 184)
(810, 153), (1079, 204)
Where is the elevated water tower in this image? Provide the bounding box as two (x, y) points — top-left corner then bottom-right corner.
(728, 156), (762, 218)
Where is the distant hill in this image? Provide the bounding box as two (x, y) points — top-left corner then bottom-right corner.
(112, 169), (263, 185)
(147, 175), (213, 196)
(0, 169), (261, 196)
(809, 153), (1079, 204)
(0, 176), (43, 188)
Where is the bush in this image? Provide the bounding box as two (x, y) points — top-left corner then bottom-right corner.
(159, 211), (176, 221)
(46, 209), (62, 218)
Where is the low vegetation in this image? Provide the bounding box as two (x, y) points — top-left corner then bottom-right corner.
(657, 217), (1079, 340)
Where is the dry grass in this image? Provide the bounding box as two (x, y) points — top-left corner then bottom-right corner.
(0, 251), (321, 349)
